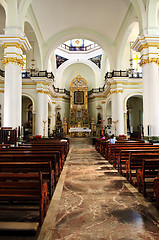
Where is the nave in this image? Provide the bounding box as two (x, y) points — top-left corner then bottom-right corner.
(1, 139), (159, 240)
(39, 139), (159, 240)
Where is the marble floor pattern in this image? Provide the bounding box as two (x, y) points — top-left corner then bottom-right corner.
(38, 139), (159, 240)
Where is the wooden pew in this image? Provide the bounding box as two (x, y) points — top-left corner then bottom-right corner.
(18, 144), (66, 168)
(109, 143), (153, 168)
(0, 172), (48, 226)
(1, 148), (63, 175)
(0, 161), (54, 199)
(154, 176), (159, 209)
(136, 159), (159, 198)
(26, 139), (70, 156)
(126, 150), (159, 184)
(0, 152), (59, 185)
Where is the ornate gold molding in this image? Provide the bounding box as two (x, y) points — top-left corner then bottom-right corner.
(36, 90), (44, 93)
(110, 89), (123, 94)
(140, 58), (159, 66)
(2, 57), (24, 66)
(2, 42), (24, 51)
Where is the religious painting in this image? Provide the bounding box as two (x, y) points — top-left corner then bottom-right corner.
(70, 39), (84, 51)
(89, 55), (102, 68)
(74, 91), (84, 105)
(56, 55), (68, 68)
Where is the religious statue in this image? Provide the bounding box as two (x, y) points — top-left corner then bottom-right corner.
(56, 112), (62, 125)
(97, 113), (102, 125)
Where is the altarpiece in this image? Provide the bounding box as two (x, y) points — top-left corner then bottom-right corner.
(68, 74), (90, 137)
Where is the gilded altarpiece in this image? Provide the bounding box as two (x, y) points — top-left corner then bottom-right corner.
(69, 74), (90, 136)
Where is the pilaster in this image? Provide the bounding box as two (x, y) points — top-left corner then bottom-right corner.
(133, 36), (159, 138)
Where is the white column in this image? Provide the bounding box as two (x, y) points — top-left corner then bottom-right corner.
(4, 63), (22, 128)
(116, 91), (124, 136)
(35, 90), (48, 137)
(43, 93), (48, 137)
(0, 36), (31, 129)
(111, 90), (124, 136)
(51, 102), (56, 131)
(111, 92), (117, 135)
(133, 36), (159, 138)
(142, 63), (159, 136)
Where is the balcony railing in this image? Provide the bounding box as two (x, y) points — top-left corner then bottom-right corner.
(88, 86), (105, 96)
(0, 69), (5, 77)
(105, 70), (142, 81)
(22, 70), (54, 79)
(53, 87), (70, 96)
(59, 43), (99, 52)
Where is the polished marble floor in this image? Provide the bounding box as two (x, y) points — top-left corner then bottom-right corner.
(39, 139), (159, 240)
(0, 138), (159, 240)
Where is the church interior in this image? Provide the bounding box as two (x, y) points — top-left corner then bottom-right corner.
(0, 0), (159, 239)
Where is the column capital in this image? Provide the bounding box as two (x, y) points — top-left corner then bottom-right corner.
(0, 35), (31, 52)
(132, 35), (159, 66)
(0, 35), (31, 67)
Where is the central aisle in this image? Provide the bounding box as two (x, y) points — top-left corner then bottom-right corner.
(39, 139), (159, 240)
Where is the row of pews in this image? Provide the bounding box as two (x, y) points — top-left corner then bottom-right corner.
(95, 138), (159, 209)
(0, 138), (69, 230)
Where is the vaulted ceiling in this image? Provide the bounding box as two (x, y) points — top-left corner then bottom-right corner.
(30, 0), (131, 44)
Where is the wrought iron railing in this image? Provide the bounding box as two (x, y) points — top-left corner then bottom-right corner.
(0, 69), (5, 77)
(59, 43), (99, 52)
(88, 86), (105, 96)
(22, 70), (54, 79)
(105, 70), (142, 81)
(53, 87), (70, 96)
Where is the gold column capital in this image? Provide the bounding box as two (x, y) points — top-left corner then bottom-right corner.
(2, 57), (25, 67)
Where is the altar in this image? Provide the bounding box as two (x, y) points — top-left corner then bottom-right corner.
(69, 127), (91, 137)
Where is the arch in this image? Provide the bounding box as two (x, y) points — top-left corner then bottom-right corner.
(58, 62), (96, 90)
(55, 58), (101, 88)
(18, 0), (32, 31)
(129, 0), (146, 34)
(22, 93), (35, 112)
(0, 0), (7, 14)
(44, 28), (114, 71)
(147, 0), (159, 34)
(24, 21), (43, 70)
(124, 92), (143, 112)
(117, 21), (139, 70)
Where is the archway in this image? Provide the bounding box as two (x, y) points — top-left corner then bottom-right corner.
(105, 100), (112, 136)
(126, 95), (143, 138)
(22, 95), (34, 139)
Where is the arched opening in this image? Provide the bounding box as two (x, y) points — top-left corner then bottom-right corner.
(126, 95), (143, 138)
(22, 96), (33, 139)
(105, 100), (112, 136)
(24, 22), (42, 71)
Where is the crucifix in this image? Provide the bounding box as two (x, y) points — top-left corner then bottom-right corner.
(112, 120), (118, 136)
(43, 120), (47, 137)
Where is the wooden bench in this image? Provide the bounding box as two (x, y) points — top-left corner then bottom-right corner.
(18, 144), (66, 169)
(116, 147), (159, 176)
(125, 150), (159, 184)
(154, 176), (159, 209)
(0, 172), (48, 226)
(136, 159), (159, 198)
(1, 147), (63, 175)
(0, 152), (59, 185)
(109, 143), (153, 168)
(0, 161), (54, 199)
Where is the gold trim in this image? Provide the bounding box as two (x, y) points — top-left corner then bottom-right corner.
(2, 57), (24, 66)
(2, 42), (24, 51)
(140, 58), (159, 66)
(36, 90), (44, 93)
